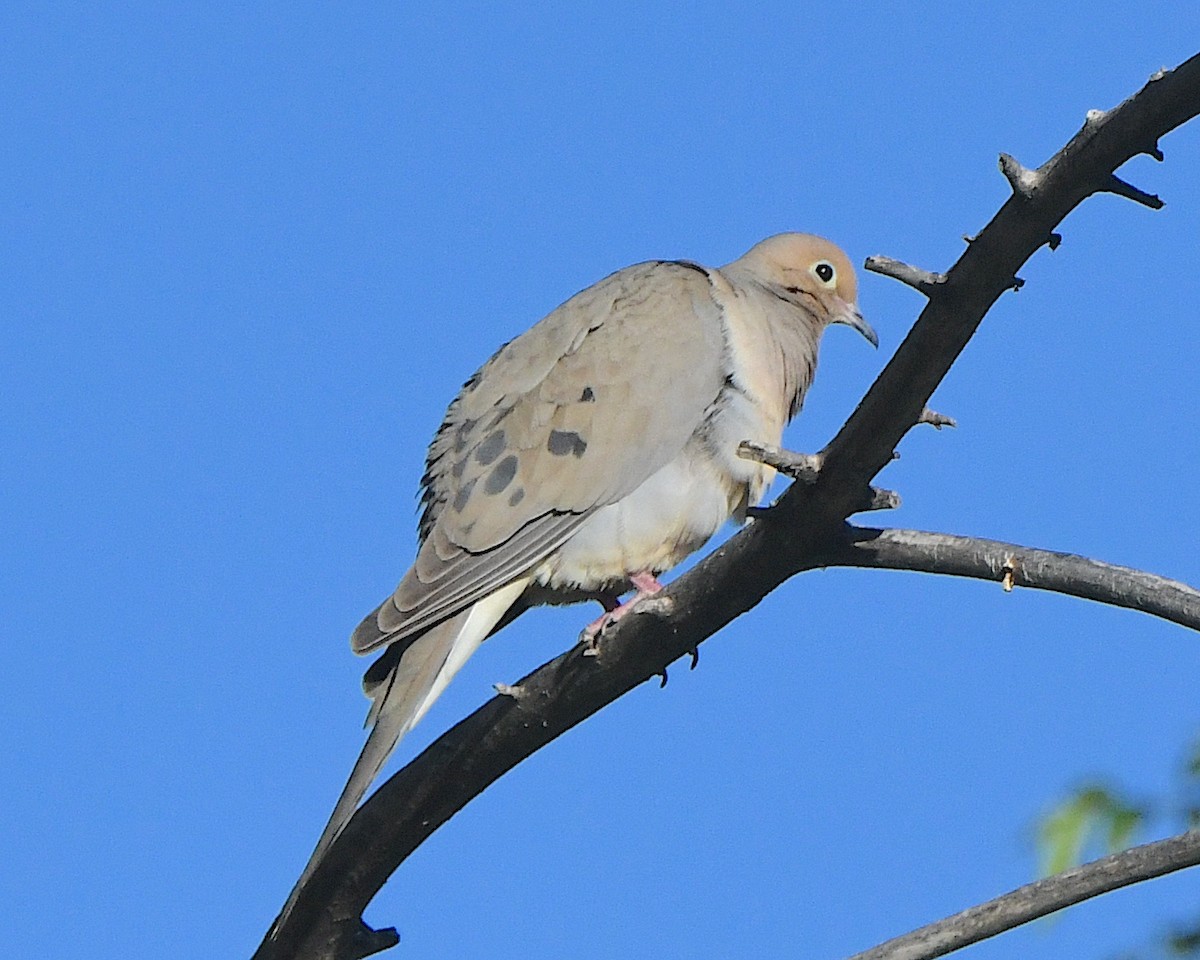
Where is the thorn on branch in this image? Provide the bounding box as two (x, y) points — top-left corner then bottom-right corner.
(863, 255), (946, 296)
(1011, 276), (1026, 292)
(1103, 173), (1164, 209)
(656, 668), (668, 688)
(962, 233), (978, 245)
(999, 152), (1041, 198)
(1145, 141), (1165, 162)
(689, 648), (700, 670)
(865, 487), (901, 512)
(1047, 233), (1062, 251)
(346, 921), (400, 958)
(737, 441), (821, 482)
(1001, 555), (1018, 592)
(847, 484), (901, 514)
(1084, 108), (1108, 130)
(918, 408), (957, 430)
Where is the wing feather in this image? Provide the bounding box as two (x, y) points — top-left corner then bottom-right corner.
(356, 260), (728, 652)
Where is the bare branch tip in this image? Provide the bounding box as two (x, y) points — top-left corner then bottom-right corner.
(1010, 276), (1026, 292)
(999, 152), (1040, 198)
(737, 441), (822, 482)
(864, 255), (946, 295)
(918, 408), (957, 430)
(868, 487), (902, 512)
(1047, 232), (1062, 251)
(493, 682), (524, 699)
(1105, 174), (1164, 209)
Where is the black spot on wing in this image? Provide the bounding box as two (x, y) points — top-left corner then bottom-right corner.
(452, 477), (477, 512)
(547, 430), (587, 458)
(484, 455), (518, 495)
(508, 487), (525, 507)
(474, 430), (506, 465)
(453, 418), (479, 453)
(580, 386), (595, 403)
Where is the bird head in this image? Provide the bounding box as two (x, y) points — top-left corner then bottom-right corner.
(733, 233), (878, 347)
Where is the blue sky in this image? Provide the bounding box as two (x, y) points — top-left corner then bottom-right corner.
(4, 3), (1200, 958)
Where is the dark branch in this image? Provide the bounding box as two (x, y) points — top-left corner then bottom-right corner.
(1103, 172), (1165, 208)
(845, 831), (1200, 960)
(825, 528), (1200, 633)
(813, 51), (1200, 520)
(257, 51), (1200, 959)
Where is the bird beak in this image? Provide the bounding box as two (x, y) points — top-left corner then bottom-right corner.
(833, 303), (878, 348)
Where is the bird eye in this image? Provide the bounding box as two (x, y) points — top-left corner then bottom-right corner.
(813, 261), (836, 285)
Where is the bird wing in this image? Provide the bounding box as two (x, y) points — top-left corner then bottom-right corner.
(353, 260), (729, 652)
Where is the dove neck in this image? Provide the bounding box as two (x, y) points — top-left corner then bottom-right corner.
(714, 267), (822, 424)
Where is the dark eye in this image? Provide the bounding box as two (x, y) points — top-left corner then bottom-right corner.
(814, 261), (835, 284)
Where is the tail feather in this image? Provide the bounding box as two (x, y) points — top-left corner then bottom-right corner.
(272, 578), (529, 935)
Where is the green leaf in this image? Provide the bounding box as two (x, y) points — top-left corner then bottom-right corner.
(1035, 784), (1144, 878)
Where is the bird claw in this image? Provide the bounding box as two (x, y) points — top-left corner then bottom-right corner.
(580, 627), (603, 657)
(578, 573), (667, 655)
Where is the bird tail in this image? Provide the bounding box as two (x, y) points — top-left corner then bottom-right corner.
(272, 578), (529, 934)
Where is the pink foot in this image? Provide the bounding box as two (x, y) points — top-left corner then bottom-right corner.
(580, 573), (665, 653)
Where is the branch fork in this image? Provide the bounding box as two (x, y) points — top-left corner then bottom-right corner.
(737, 441), (900, 514)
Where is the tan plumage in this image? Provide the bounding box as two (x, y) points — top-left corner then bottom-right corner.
(282, 233), (876, 914)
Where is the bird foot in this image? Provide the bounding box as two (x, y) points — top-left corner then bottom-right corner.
(580, 573), (665, 655)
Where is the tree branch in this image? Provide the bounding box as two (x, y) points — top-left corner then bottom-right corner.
(825, 527), (1200, 633)
(257, 52), (1200, 959)
(845, 830), (1200, 960)
(827, 53), (1200, 521)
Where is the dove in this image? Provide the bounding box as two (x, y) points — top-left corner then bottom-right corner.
(282, 232), (876, 914)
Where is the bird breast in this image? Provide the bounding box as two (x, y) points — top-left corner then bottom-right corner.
(532, 374), (783, 595)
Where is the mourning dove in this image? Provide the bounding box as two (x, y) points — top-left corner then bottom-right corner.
(284, 233), (876, 911)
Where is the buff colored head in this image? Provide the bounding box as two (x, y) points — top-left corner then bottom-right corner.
(727, 232), (877, 346)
